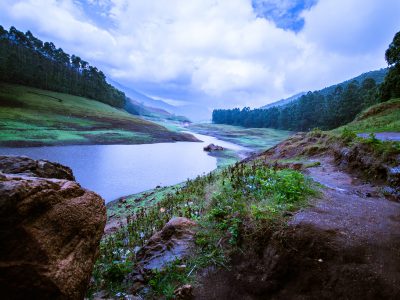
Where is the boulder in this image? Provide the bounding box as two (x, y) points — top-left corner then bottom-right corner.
(0, 156), (106, 300)
(0, 155), (74, 180)
(136, 217), (197, 271)
(174, 284), (194, 300)
(203, 144), (224, 152)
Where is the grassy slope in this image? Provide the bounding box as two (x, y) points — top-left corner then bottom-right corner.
(93, 163), (316, 298)
(0, 83), (194, 146)
(189, 123), (292, 151)
(336, 98), (400, 133)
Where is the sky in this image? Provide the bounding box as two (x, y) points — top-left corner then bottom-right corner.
(1, 0), (400, 111)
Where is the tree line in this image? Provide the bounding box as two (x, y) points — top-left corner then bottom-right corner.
(213, 31), (400, 131)
(0, 25), (126, 108)
(213, 78), (378, 131)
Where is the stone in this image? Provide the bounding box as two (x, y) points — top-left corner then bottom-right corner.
(174, 284), (194, 300)
(0, 156), (106, 299)
(136, 217), (197, 271)
(203, 143), (224, 152)
(0, 155), (74, 180)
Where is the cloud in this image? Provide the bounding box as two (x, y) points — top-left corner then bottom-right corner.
(0, 0), (399, 113)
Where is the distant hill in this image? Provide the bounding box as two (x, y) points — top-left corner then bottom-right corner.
(261, 68), (388, 109)
(108, 79), (177, 113)
(124, 97), (190, 122)
(213, 68), (388, 131)
(109, 79), (211, 121)
(317, 68), (388, 96)
(261, 92), (306, 109)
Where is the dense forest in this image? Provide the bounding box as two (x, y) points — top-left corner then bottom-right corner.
(213, 78), (379, 131)
(0, 25), (125, 108)
(213, 31), (400, 131)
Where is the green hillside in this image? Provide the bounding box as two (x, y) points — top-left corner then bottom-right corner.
(336, 98), (400, 133)
(0, 83), (196, 147)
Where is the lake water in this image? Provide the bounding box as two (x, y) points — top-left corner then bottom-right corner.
(0, 133), (248, 202)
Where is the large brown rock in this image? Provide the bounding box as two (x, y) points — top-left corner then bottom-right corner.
(0, 156), (106, 300)
(137, 217), (197, 271)
(0, 155), (74, 180)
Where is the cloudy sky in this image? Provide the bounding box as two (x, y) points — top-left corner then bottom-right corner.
(1, 0), (399, 110)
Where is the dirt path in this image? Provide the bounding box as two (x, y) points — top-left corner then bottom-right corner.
(358, 132), (400, 141)
(195, 156), (400, 299)
(296, 157), (400, 285)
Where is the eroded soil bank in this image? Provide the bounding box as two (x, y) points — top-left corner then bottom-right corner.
(195, 132), (400, 299)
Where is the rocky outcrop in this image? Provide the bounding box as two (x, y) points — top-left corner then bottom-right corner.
(0, 156), (106, 300)
(203, 144), (224, 152)
(137, 217), (197, 271)
(0, 155), (74, 180)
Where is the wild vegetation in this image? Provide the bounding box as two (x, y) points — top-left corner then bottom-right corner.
(0, 83), (194, 146)
(335, 98), (400, 133)
(380, 31), (400, 101)
(89, 162), (317, 298)
(0, 25), (126, 108)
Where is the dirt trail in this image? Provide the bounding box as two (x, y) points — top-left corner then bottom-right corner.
(195, 156), (400, 299)
(358, 132), (400, 141)
(297, 157), (400, 282)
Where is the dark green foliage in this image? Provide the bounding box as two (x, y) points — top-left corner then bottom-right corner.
(385, 31), (400, 66)
(213, 78), (379, 131)
(0, 25), (125, 108)
(340, 128), (357, 145)
(380, 31), (400, 101)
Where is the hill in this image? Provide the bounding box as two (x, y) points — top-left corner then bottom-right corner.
(213, 68), (388, 131)
(260, 92), (306, 109)
(318, 68), (388, 96)
(336, 98), (400, 133)
(108, 79), (176, 112)
(124, 97), (190, 123)
(0, 83), (197, 147)
(0, 25), (126, 108)
(260, 68), (388, 109)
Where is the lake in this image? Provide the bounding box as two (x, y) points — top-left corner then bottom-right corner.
(0, 133), (248, 202)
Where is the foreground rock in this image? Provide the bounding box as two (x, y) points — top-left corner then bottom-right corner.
(203, 143), (224, 152)
(0, 155), (74, 180)
(0, 156), (106, 300)
(137, 217), (197, 271)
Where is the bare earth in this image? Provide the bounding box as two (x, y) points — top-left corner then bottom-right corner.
(195, 155), (400, 299)
(296, 157), (400, 289)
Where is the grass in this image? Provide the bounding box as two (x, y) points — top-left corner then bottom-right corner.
(335, 98), (400, 133)
(189, 123), (292, 151)
(90, 161), (317, 299)
(106, 183), (185, 221)
(0, 83), (191, 146)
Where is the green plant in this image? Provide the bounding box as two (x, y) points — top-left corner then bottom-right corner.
(89, 162), (317, 298)
(148, 261), (191, 300)
(341, 128), (357, 144)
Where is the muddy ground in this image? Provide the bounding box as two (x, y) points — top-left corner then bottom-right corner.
(194, 136), (400, 299)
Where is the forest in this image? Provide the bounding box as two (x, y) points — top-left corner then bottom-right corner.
(213, 31), (400, 131)
(0, 25), (126, 108)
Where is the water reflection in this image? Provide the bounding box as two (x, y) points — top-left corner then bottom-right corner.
(0, 133), (247, 202)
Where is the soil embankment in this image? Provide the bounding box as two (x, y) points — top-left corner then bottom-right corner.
(195, 133), (400, 299)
